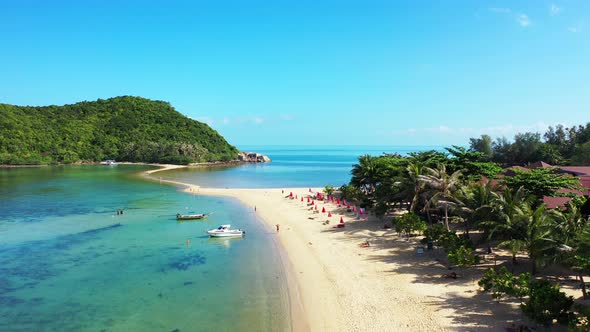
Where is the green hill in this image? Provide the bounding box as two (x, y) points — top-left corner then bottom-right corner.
(0, 96), (239, 165)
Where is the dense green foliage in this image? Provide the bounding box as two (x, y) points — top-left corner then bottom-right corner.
(479, 267), (576, 326)
(502, 167), (580, 201)
(478, 267), (531, 300)
(521, 279), (574, 326)
(392, 212), (426, 238)
(447, 245), (480, 267)
(337, 124), (590, 327)
(0, 96), (239, 164)
(469, 123), (590, 165)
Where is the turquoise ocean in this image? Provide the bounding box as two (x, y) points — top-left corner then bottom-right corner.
(0, 145), (439, 331)
(161, 145), (442, 188)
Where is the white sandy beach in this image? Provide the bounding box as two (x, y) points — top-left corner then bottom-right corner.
(145, 166), (521, 331)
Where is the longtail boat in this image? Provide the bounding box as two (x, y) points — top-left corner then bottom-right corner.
(176, 212), (211, 220)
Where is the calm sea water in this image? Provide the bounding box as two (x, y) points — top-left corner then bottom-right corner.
(0, 165), (289, 331)
(0, 145), (440, 331)
(160, 145), (442, 188)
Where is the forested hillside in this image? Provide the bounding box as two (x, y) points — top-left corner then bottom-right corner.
(0, 96), (239, 164)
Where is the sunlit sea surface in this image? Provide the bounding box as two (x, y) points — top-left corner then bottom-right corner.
(0, 145), (441, 331)
(0, 165), (289, 331)
(160, 145), (442, 188)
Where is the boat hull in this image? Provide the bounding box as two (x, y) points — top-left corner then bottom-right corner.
(177, 216), (206, 220)
(176, 213), (209, 220)
(207, 231), (244, 238)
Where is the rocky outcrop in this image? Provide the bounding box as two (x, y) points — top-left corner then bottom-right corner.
(237, 152), (272, 163)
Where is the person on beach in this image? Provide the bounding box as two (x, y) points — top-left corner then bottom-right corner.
(186, 239), (190, 248)
(254, 206), (257, 212)
(276, 224), (280, 233)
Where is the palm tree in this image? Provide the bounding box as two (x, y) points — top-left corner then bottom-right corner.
(521, 204), (559, 274)
(419, 164), (462, 230)
(484, 189), (559, 274)
(405, 162), (425, 213)
(482, 187), (532, 266)
(453, 181), (499, 235)
(554, 203), (589, 245)
(350, 154), (381, 195)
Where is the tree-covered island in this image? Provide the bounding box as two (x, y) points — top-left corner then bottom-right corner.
(0, 96), (239, 165)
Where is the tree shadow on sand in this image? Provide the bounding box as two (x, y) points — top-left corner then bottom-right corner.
(319, 218), (543, 331)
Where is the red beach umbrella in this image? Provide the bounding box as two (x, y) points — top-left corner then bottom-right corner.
(295, 195), (298, 199)
(328, 211), (332, 217)
(311, 200), (315, 206)
(289, 192), (293, 197)
(309, 188), (312, 193)
(322, 207), (326, 213)
(301, 197), (304, 202)
(339, 216), (344, 224)
(353, 206), (357, 212)
(307, 197), (310, 203)
(347, 203), (351, 208)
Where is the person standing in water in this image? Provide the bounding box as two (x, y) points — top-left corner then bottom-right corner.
(276, 224), (280, 233)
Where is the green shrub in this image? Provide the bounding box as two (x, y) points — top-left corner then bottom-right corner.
(478, 267), (530, 300)
(521, 279), (574, 326)
(323, 185), (335, 196)
(392, 213), (426, 237)
(423, 223), (446, 242)
(448, 245), (480, 267)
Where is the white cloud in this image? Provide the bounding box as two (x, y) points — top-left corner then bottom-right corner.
(191, 115), (291, 126)
(517, 14), (531, 27)
(550, 4), (561, 16)
(398, 122), (567, 138)
(568, 23), (583, 33)
(489, 7), (511, 14)
(193, 116), (214, 126)
(488, 7), (532, 28)
(437, 125), (451, 133)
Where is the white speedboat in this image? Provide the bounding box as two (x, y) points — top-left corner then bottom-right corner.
(207, 224), (245, 238)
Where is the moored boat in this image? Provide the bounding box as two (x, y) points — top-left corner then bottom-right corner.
(207, 224), (245, 238)
(176, 212), (211, 220)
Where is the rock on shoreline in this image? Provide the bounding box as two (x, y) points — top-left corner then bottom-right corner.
(237, 152), (272, 163)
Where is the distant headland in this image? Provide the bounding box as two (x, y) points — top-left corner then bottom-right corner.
(0, 96), (268, 166)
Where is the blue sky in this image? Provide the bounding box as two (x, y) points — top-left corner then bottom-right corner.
(1, 1), (588, 146)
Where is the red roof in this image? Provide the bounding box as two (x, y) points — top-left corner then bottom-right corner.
(500, 162), (590, 208)
(559, 166), (590, 177)
(528, 161), (553, 169)
(543, 196), (572, 209)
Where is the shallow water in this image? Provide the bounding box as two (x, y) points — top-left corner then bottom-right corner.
(160, 145), (442, 188)
(0, 165), (289, 331)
